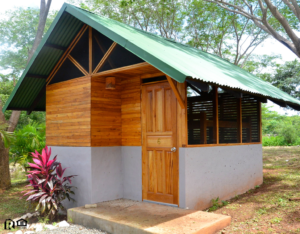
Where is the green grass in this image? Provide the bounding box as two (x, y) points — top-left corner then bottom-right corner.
(0, 182), (33, 233)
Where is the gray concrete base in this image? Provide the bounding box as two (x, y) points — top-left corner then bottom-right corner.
(50, 146), (142, 209)
(179, 144), (263, 210)
(51, 144), (262, 211)
(68, 199), (231, 234)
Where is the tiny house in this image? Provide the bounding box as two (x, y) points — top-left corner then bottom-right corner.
(4, 3), (300, 210)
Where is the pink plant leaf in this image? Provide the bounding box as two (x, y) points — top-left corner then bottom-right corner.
(28, 163), (41, 170)
(46, 159), (55, 168)
(31, 150), (40, 159)
(26, 192), (45, 201)
(33, 158), (43, 167)
(45, 146), (52, 162)
(41, 148), (47, 166)
(56, 163), (65, 178)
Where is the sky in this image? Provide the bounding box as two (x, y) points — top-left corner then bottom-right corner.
(0, 0), (300, 115)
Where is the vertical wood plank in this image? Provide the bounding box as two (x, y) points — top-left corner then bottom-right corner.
(176, 82), (187, 147)
(213, 86), (219, 144)
(89, 26), (92, 74)
(166, 76), (185, 109)
(237, 98), (242, 143)
(200, 111), (207, 144)
(142, 85), (148, 199)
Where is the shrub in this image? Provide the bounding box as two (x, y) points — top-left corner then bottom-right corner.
(22, 146), (76, 219)
(276, 123), (297, 145)
(10, 123), (45, 169)
(262, 136), (286, 146)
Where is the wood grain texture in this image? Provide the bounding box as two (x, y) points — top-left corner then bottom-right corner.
(46, 76), (91, 146)
(176, 82), (187, 147)
(91, 76), (122, 146)
(142, 82), (178, 205)
(121, 76), (142, 146)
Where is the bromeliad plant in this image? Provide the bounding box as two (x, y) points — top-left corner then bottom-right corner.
(22, 146), (76, 219)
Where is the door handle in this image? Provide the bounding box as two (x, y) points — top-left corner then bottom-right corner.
(171, 147), (176, 152)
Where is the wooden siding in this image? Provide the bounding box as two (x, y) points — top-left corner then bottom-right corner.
(121, 76), (142, 146)
(91, 76), (122, 146)
(46, 76), (91, 146)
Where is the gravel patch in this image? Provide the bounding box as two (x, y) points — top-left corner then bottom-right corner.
(35, 224), (108, 234)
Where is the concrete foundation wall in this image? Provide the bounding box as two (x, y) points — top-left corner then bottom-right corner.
(91, 147), (123, 203)
(122, 147), (142, 201)
(179, 144), (263, 210)
(50, 147), (92, 209)
(50, 146), (142, 209)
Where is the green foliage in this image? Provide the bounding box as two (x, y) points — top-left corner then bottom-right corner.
(208, 197), (229, 211)
(0, 7), (56, 77)
(262, 104), (300, 146)
(68, 0), (269, 66)
(0, 123), (15, 148)
(0, 80), (46, 129)
(10, 122), (46, 168)
(265, 60), (300, 100)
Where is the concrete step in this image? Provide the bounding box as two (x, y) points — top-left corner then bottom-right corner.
(68, 199), (230, 234)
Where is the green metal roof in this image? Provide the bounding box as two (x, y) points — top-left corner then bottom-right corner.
(3, 3), (300, 112)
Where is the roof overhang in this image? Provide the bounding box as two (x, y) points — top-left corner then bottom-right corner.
(3, 3), (300, 113)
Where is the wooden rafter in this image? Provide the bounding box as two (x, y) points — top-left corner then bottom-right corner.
(89, 26), (92, 74)
(93, 42), (117, 74)
(166, 75), (185, 109)
(46, 24), (89, 85)
(68, 55), (89, 76)
(141, 72), (165, 79)
(92, 62), (151, 78)
(93, 35), (115, 69)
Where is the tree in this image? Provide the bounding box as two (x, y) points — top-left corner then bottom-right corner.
(0, 0), (52, 190)
(184, 0), (269, 66)
(265, 60), (300, 99)
(0, 112), (14, 189)
(204, 0), (300, 58)
(70, 0), (270, 66)
(72, 0), (186, 40)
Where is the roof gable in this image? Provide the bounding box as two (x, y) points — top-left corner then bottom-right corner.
(3, 3), (300, 112)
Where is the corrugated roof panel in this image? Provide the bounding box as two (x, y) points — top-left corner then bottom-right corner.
(47, 13), (83, 47)
(68, 5), (300, 106)
(9, 78), (45, 109)
(3, 3), (300, 113)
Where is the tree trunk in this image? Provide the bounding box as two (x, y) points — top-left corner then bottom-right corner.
(0, 139), (10, 190)
(0, 98), (11, 189)
(0, 0), (52, 190)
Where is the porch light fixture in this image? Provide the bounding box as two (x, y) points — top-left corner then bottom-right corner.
(106, 77), (116, 90)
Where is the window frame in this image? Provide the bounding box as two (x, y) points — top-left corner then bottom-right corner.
(186, 85), (262, 147)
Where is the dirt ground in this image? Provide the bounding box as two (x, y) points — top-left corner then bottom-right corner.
(215, 146), (300, 234)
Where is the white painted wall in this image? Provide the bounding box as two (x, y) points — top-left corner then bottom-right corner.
(179, 144), (263, 210)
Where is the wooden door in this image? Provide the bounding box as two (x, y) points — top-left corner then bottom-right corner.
(142, 81), (179, 205)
